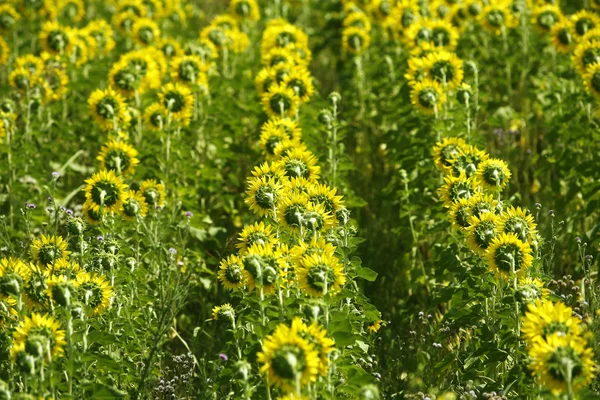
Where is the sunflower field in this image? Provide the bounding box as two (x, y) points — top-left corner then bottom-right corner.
(0, 0), (600, 398)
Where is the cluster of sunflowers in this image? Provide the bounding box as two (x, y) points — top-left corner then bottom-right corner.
(211, 18), (380, 400)
(433, 136), (597, 395)
(0, 233), (114, 374)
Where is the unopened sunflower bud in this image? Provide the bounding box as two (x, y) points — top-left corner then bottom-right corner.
(318, 109), (333, 125)
(328, 92), (341, 105)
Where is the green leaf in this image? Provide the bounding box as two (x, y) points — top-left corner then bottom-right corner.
(355, 266), (378, 282)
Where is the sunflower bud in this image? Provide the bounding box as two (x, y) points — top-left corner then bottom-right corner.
(328, 92), (341, 105)
(15, 351), (36, 375)
(50, 283), (72, 307)
(67, 217), (86, 235)
(0, 274), (21, 297)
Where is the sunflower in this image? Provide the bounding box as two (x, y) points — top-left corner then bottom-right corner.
(250, 161), (287, 183)
(0, 4), (20, 33)
(432, 137), (469, 170)
(405, 18), (459, 49)
(108, 60), (143, 98)
(572, 40), (600, 76)
(9, 67), (36, 93)
(83, 199), (105, 225)
(48, 259), (81, 279)
(45, 275), (78, 307)
(170, 55), (210, 88)
(284, 177), (314, 196)
(12, 313), (66, 362)
(245, 176), (283, 217)
(0, 36), (9, 66)
(121, 190), (149, 221)
(281, 68), (314, 103)
(143, 102), (168, 131)
(139, 179), (167, 208)
(532, 5), (563, 33)
(550, 20), (574, 53)
(410, 79), (446, 115)
(385, 1), (420, 40)
(242, 243), (283, 293)
(475, 158), (511, 192)
(485, 232), (533, 277)
(157, 37), (183, 60)
(39, 21), (73, 55)
(116, 0), (147, 17)
(260, 125), (289, 159)
(257, 322), (319, 390)
(158, 83), (194, 126)
(479, 1), (517, 35)
(186, 39), (219, 62)
(31, 235), (71, 266)
(0, 257), (32, 298)
(218, 255), (246, 291)
(229, 0), (260, 21)
(405, 56), (425, 85)
(466, 192), (498, 219)
(255, 67), (277, 94)
(277, 192), (310, 231)
(307, 183), (345, 215)
(516, 276), (550, 304)
(97, 140), (140, 176)
(583, 62), (600, 99)
(344, 11), (372, 32)
(262, 46), (304, 67)
(236, 222), (278, 254)
(83, 170), (128, 214)
(261, 23), (309, 57)
(212, 303), (235, 321)
(528, 334), (595, 396)
(84, 20), (116, 57)
(449, 197), (472, 230)
(302, 202), (335, 233)
(277, 148), (321, 182)
(119, 50), (162, 91)
(456, 82), (473, 106)
(342, 27), (371, 55)
(14, 55), (44, 75)
(76, 272), (113, 316)
(43, 67), (69, 101)
(274, 139), (307, 159)
(296, 253), (346, 297)
(57, 0), (85, 23)
(571, 10), (600, 40)
(291, 318), (335, 376)
(88, 87), (130, 131)
(131, 17), (160, 46)
(261, 84), (301, 118)
(497, 206), (538, 244)
(438, 172), (478, 208)
(290, 236), (337, 264)
(0, 297), (18, 326)
(422, 50), (464, 90)
(466, 212), (500, 254)
(447, 145), (489, 178)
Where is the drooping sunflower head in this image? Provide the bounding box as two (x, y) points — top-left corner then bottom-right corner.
(583, 62), (600, 98)
(432, 137), (469, 170)
(260, 125), (289, 159)
(261, 83), (301, 118)
(230, 0), (260, 22)
(528, 334), (595, 396)
(497, 206), (538, 244)
(262, 46), (304, 68)
(132, 17), (161, 46)
(466, 212), (500, 254)
(158, 82), (194, 125)
(277, 192), (310, 232)
(84, 19), (116, 57)
(406, 18), (459, 50)
(522, 299), (582, 343)
(302, 202), (335, 234)
(257, 322), (319, 390)
(143, 102), (168, 131)
(84, 170), (128, 213)
(448, 197), (472, 230)
(342, 26), (371, 55)
(282, 67), (315, 103)
(572, 40), (600, 76)
(49, 258), (81, 279)
(139, 179), (167, 208)
(274, 139), (307, 160)
(550, 20), (574, 53)
(479, 1), (517, 35)
(83, 199), (105, 225)
(466, 192), (498, 219)
(475, 158), (511, 191)
(31, 235), (71, 266)
(422, 50), (464, 89)
(437, 172), (478, 207)
(290, 236), (337, 264)
(516, 276), (550, 304)
(170, 55), (210, 87)
(212, 303), (236, 322)
(0, 297), (18, 327)
(410, 78), (446, 115)
(45, 274), (78, 308)
(245, 176), (283, 217)
(97, 140), (140, 176)
(39, 21), (73, 55)
(486, 232), (533, 277)
(344, 11), (372, 32)
(447, 144), (489, 178)
(0, 4), (20, 33)
(242, 243), (282, 293)
(236, 222), (278, 254)
(571, 10), (600, 39)
(532, 5), (563, 33)
(277, 148), (321, 182)
(12, 312), (66, 362)
(121, 190), (149, 221)
(250, 161), (287, 182)
(76, 271), (113, 316)
(88, 87), (130, 131)
(291, 317), (335, 376)
(296, 253), (346, 297)
(307, 183), (345, 215)
(218, 255), (246, 291)
(0, 257), (31, 298)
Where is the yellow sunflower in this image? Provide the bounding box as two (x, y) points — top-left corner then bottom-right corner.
(432, 137), (469, 170)
(478, 1), (517, 35)
(274, 139), (307, 160)
(88, 87), (130, 131)
(290, 236), (337, 264)
(296, 253), (346, 297)
(261, 83), (301, 118)
(170, 55), (210, 87)
(158, 83), (194, 126)
(422, 50), (464, 89)
(121, 190), (149, 221)
(31, 235), (71, 266)
(12, 313), (66, 362)
(571, 10), (600, 41)
(236, 222), (278, 254)
(410, 78), (446, 115)
(132, 17), (161, 46)
(0, 257), (32, 298)
(344, 11), (372, 32)
(291, 317), (335, 376)
(466, 212), (500, 254)
(466, 192), (498, 219)
(0, 36), (9, 66)
(307, 183), (345, 215)
(262, 46), (305, 68)
(447, 144), (490, 178)
(437, 172), (478, 208)
(242, 243), (283, 294)
(448, 197), (472, 230)
(257, 322), (319, 390)
(277, 148), (321, 182)
(211, 303), (235, 321)
(97, 140), (140, 176)
(572, 40), (600, 77)
(218, 255), (246, 291)
(583, 62), (600, 99)
(82, 199), (105, 225)
(139, 179), (167, 208)
(497, 206), (538, 245)
(84, 19), (116, 57)
(342, 27), (371, 55)
(76, 271), (113, 316)
(250, 161), (287, 182)
(45, 274), (79, 307)
(260, 125), (289, 159)
(84, 170), (128, 213)
(39, 21), (73, 55)
(405, 18), (459, 50)
(532, 5), (564, 34)
(282, 68), (315, 103)
(516, 276), (550, 304)
(143, 102), (168, 132)
(230, 0), (260, 22)
(528, 334), (595, 396)
(475, 158), (511, 192)
(245, 176), (283, 217)
(0, 4), (20, 34)
(550, 20), (574, 53)
(485, 232), (533, 277)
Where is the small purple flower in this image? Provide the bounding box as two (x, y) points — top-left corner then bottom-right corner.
(549, 210), (555, 217)
(535, 203), (542, 209)
(185, 211), (193, 218)
(219, 353), (228, 361)
(52, 171), (60, 179)
(169, 248), (177, 255)
(66, 209), (73, 216)
(97, 236), (104, 241)
(576, 237), (581, 243)
(26, 203), (36, 209)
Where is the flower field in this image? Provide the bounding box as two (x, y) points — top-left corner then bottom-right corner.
(0, 0), (599, 398)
